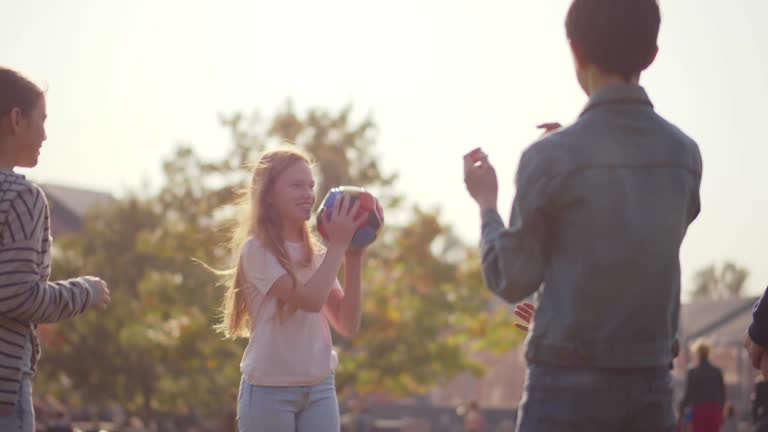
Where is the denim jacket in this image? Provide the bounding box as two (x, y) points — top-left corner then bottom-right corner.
(480, 84), (702, 369)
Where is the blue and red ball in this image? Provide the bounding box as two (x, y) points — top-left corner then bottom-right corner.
(316, 186), (382, 249)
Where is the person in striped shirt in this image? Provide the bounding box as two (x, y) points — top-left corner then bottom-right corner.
(0, 67), (111, 431)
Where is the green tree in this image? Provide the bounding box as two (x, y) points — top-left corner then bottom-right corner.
(226, 103), (520, 396)
(335, 208), (520, 397)
(41, 103), (520, 418)
(44, 196), (242, 417)
(691, 261), (750, 300)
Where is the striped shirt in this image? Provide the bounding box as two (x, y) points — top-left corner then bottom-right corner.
(0, 170), (98, 414)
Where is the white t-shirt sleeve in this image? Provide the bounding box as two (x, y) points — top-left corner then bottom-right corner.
(241, 238), (287, 295)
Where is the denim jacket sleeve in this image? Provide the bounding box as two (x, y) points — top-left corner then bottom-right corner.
(479, 146), (554, 303)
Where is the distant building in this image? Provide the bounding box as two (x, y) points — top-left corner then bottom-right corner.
(39, 183), (114, 236)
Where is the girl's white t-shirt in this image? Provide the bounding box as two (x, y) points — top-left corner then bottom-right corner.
(239, 237), (342, 387)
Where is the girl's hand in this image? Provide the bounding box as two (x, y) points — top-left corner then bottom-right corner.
(324, 195), (366, 248)
(374, 198), (384, 229)
(345, 197), (384, 257)
(514, 302), (536, 332)
(84, 276), (111, 311)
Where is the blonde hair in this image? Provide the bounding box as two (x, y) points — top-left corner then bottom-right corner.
(691, 338), (711, 360)
(216, 146), (319, 338)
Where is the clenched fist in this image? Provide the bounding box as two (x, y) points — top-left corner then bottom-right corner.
(83, 276), (111, 311)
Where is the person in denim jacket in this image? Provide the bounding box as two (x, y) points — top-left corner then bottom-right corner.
(463, 0), (702, 430)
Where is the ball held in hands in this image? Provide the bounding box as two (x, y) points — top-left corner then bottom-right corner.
(316, 186), (383, 250)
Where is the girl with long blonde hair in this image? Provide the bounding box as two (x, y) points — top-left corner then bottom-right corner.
(218, 147), (380, 432)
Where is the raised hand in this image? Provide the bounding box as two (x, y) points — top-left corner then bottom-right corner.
(463, 149), (498, 210)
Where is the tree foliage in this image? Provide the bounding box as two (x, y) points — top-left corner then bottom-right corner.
(40, 104), (520, 418)
(691, 261), (749, 300)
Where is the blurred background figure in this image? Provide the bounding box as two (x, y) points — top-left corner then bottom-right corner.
(679, 340), (726, 432)
(464, 400), (486, 432)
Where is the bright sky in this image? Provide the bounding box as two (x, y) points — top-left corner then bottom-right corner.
(2, 0), (767, 298)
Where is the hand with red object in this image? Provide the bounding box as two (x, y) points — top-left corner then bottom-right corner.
(514, 302), (536, 332)
(536, 122), (562, 135)
(466, 147), (484, 164)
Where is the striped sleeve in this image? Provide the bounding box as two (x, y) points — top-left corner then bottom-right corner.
(0, 184), (95, 323)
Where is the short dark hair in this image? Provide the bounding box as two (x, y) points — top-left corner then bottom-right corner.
(566, 0), (661, 79)
(0, 67), (44, 117)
